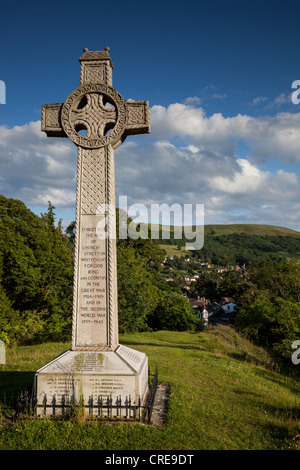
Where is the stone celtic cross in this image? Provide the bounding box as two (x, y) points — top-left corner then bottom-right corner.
(41, 48), (150, 352)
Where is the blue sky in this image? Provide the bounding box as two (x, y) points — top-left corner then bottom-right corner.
(1, 0), (300, 231)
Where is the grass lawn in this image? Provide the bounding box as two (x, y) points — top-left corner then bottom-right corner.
(0, 326), (299, 450)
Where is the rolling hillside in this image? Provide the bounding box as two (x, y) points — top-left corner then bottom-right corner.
(0, 328), (299, 450)
(140, 222), (300, 239)
(204, 224), (300, 237)
(153, 224), (300, 264)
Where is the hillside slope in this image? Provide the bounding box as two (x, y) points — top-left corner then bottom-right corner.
(143, 223), (300, 238)
(204, 224), (300, 237)
(155, 223), (300, 264)
(1, 328), (299, 450)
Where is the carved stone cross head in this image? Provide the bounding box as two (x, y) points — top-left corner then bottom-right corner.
(41, 47), (150, 149)
(71, 92), (117, 140)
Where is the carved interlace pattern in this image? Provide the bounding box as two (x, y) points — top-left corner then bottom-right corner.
(46, 108), (60, 127)
(84, 64), (105, 83)
(73, 93), (117, 140)
(81, 148), (105, 214)
(127, 105), (145, 124)
(80, 60), (112, 86)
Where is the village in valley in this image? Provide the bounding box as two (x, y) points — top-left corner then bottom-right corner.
(161, 253), (243, 328)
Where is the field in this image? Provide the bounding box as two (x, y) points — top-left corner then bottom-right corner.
(0, 327), (299, 451)
(158, 223), (300, 260)
(204, 223), (300, 237)
(152, 223), (300, 240)
(159, 244), (187, 256)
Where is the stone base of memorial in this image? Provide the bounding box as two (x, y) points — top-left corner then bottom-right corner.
(34, 345), (148, 417)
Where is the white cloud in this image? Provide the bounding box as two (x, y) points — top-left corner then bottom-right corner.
(115, 138), (300, 230)
(0, 121), (76, 209)
(20, 186), (76, 208)
(210, 159), (264, 195)
(1, 102), (300, 231)
(151, 104), (300, 164)
(211, 93), (227, 100)
(271, 92), (292, 106)
(251, 96), (268, 106)
(184, 96), (201, 106)
(251, 93), (292, 109)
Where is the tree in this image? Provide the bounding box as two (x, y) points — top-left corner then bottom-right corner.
(0, 283), (19, 345)
(148, 293), (199, 331)
(65, 220), (76, 248)
(117, 244), (162, 333)
(234, 260), (300, 364)
(0, 196), (74, 344)
(218, 270), (241, 298)
(194, 272), (218, 300)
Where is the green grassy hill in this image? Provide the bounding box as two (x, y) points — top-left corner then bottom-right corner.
(204, 224), (300, 237)
(143, 223), (300, 238)
(155, 224), (300, 263)
(0, 327), (299, 450)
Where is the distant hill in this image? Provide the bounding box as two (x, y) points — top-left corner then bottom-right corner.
(140, 222), (300, 239)
(203, 224), (300, 237)
(149, 223), (300, 265)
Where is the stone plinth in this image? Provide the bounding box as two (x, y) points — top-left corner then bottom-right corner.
(34, 345), (148, 416)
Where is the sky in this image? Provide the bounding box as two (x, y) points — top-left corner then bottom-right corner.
(1, 0), (300, 231)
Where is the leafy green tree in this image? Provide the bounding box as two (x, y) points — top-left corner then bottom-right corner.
(0, 196), (73, 344)
(148, 293), (199, 331)
(0, 283), (19, 345)
(218, 270), (241, 298)
(117, 244), (162, 333)
(65, 220), (76, 248)
(235, 260), (300, 364)
(194, 272), (218, 300)
(38, 202), (74, 339)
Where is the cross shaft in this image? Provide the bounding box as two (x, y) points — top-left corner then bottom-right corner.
(41, 48), (150, 350)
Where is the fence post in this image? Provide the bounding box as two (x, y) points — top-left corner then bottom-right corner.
(61, 394), (66, 416)
(52, 395), (56, 416)
(117, 395), (122, 417)
(106, 395), (111, 418)
(89, 395), (93, 417)
(43, 394), (47, 416)
(98, 395), (103, 417)
(138, 396), (141, 421)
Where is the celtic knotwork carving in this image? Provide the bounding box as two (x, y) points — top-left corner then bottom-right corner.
(81, 148), (106, 214)
(61, 83), (127, 148)
(84, 64), (106, 83)
(127, 105), (145, 125)
(45, 108), (61, 127)
(73, 93), (117, 140)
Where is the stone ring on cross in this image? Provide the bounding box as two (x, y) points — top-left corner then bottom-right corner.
(61, 83), (127, 149)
